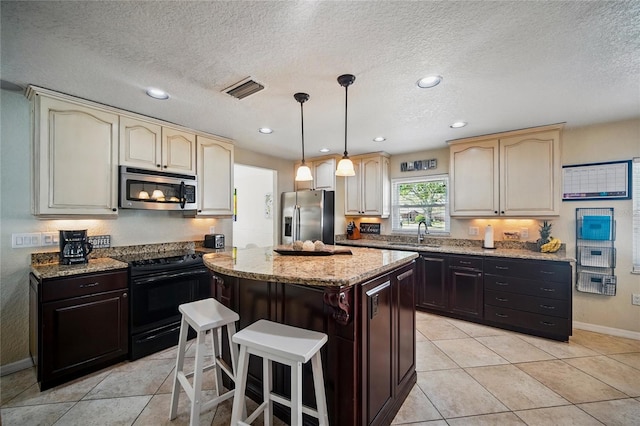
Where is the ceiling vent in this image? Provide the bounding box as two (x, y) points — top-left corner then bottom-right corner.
(223, 78), (265, 100)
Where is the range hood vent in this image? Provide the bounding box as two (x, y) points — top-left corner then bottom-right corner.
(223, 78), (264, 100)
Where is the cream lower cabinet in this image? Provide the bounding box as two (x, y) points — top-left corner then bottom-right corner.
(29, 89), (119, 217)
(195, 136), (234, 216)
(294, 157), (337, 191)
(344, 154), (390, 217)
(449, 124), (562, 217)
(120, 117), (196, 174)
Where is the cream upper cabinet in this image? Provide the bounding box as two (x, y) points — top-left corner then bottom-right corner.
(344, 153), (390, 217)
(29, 90), (119, 216)
(119, 116), (162, 170)
(449, 124), (562, 217)
(162, 127), (196, 174)
(195, 135), (234, 216)
(449, 139), (500, 216)
(294, 157), (337, 191)
(120, 117), (196, 174)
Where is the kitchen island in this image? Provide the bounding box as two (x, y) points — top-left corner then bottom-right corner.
(203, 246), (418, 426)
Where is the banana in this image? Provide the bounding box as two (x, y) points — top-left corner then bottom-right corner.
(540, 237), (561, 253)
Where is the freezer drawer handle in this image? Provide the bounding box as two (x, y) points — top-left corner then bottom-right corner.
(540, 287), (556, 293)
(495, 313), (509, 318)
(495, 297), (509, 302)
(539, 304), (555, 310)
(540, 321), (556, 327)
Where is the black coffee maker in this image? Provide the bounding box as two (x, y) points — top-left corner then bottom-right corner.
(59, 230), (93, 265)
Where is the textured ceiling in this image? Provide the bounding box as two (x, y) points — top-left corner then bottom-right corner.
(1, 1), (639, 160)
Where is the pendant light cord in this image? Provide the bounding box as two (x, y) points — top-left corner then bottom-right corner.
(343, 83), (348, 158)
(300, 100), (306, 164)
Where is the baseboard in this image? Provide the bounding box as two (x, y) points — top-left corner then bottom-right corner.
(573, 321), (640, 341)
(0, 357), (34, 377)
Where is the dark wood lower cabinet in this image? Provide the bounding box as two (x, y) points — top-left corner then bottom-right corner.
(417, 254), (483, 320)
(214, 261), (416, 426)
(30, 270), (129, 390)
(416, 253), (572, 341)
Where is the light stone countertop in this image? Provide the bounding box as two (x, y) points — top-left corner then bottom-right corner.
(202, 245), (419, 287)
(337, 239), (575, 262)
(31, 258), (129, 280)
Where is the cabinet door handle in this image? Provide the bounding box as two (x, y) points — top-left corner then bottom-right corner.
(156, 164), (161, 168)
(496, 281), (509, 286)
(496, 297), (509, 302)
(495, 266), (509, 270)
(540, 321), (556, 327)
(495, 313), (509, 318)
(459, 261), (472, 265)
(540, 270), (555, 275)
(79, 282), (100, 288)
(540, 287), (556, 293)
(539, 304), (555, 310)
(122, 293), (128, 298)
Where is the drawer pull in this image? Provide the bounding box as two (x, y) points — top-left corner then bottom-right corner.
(540, 270), (555, 275)
(540, 287), (556, 292)
(496, 297), (509, 302)
(459, 261), (472, 265)
(495, 313), (509, 318)
(496, 281), (509, 286)
(495, 266), (509, 270)
(540, 321), (556, 327)
(79, 282), (100, 288)
(539, 304), (555, 310)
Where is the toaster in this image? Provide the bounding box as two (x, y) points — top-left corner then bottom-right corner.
(204, 234), (225, 249)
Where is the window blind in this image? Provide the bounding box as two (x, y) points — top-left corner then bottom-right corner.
(633, 157), (640, 273)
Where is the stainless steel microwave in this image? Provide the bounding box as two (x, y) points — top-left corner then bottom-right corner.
(119, 166), (197, 211)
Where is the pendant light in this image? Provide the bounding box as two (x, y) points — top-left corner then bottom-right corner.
(335, 74), (356, 177)
(294, 92), (313, 182)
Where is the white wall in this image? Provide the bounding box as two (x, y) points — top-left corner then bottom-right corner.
(0, 90), (295, 368)
(233, 164), (276, 248)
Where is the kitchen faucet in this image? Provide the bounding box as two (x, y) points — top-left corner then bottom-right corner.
(417, 220), (428, 243)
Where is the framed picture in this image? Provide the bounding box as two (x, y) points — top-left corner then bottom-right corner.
(562, 160), (631, 201)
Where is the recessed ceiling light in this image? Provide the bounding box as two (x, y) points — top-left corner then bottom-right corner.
(319, 148), (330, 153)
(258, 128), (273, 134)
(146, 88), (170, 100)
(417, 75), (442, 89)
(450, 121), (467, 128)
(373, 136), (386, 142)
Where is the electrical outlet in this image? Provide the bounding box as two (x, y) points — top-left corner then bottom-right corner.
(468, 226), (479, 236)
(209, 226), (216, 234)
(42, 231), (58, 246)
(632, 294), (640, 306)
(520, 228), (529, 239)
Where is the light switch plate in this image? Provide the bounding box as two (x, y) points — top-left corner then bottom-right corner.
(520, 228), (529, 239)
(632, 294), (640, 306)
(468, 227), (479, 236)
(209, 226), (216, 234)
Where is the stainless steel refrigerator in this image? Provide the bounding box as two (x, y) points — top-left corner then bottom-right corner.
(281, 190), (335, 245)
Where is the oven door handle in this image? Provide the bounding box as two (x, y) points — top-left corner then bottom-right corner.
(133, 268), (209, 285)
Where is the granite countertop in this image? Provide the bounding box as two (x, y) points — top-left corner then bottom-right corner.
(31, 258), (129, 280)
(202, 245), (419, 287)
(337, 239), (575, 262)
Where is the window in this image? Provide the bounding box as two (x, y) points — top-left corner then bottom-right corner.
(633, 157), (640, 273)
(391, 175), (449, 233)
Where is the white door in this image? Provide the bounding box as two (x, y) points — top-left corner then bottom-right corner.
(232, 164), (277, 248)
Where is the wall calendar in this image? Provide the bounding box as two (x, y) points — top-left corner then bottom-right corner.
(562, 160), (631, 201)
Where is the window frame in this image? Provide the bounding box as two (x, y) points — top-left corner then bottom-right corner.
(391, 174), (450, 235)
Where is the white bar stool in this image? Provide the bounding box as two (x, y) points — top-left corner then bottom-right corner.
(230, 319), (329, 426)
(169, 298), (241, 426)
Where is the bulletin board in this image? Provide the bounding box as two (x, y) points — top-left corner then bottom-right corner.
(562, 160), (631, 201)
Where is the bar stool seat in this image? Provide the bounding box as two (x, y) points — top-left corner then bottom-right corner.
(230, 319), (329, 426)
(169, 298), (240, 426)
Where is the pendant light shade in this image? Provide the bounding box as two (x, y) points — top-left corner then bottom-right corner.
(294, 92), (313, 182)
(335, 74), (356, 177)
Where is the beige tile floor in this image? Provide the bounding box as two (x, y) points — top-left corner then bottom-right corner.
(2, 311), (640, 425)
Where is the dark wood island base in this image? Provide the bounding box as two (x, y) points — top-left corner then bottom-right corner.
(204, 246), (418, 425)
